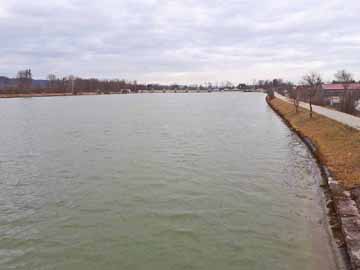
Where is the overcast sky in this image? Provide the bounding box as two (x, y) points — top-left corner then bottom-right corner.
(0, 0), (359, 84)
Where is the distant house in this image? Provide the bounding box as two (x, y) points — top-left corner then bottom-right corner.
(296, 83), (360, 106)
(321, 83), (360, 96)
(320, 83), (360, 106)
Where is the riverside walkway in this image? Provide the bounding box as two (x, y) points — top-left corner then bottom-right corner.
(275, 93), (360, 131)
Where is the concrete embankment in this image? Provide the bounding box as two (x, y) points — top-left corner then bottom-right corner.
(267, 96), (360, 270)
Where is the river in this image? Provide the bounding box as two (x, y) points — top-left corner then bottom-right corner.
(0, 93), (339, 269)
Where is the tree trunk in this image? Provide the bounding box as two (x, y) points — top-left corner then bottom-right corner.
(342, 89), (346, 112)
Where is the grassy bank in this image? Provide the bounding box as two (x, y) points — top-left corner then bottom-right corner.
(269, 97), (360, 188)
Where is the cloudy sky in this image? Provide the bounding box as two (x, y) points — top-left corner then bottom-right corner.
(0, 0), (359, 84)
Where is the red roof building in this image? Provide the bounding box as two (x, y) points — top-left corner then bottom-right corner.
(322, 83), (360, 91)
(320, 83), (360, 105)
(295, 83), (360, 105)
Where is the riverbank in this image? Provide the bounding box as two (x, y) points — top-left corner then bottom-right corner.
(267, 96), (360, 270)
(268, 97), (360, 188)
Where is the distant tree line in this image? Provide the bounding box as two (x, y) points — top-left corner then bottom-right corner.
(256, 79), (293, 94)
(0, 70), (150, 95)
(45, 74), (148, 94)
(0, 70), (253, 94)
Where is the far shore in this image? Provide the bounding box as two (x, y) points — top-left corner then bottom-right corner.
(0, 92), (101, 99)
(0, 89), (259, 99)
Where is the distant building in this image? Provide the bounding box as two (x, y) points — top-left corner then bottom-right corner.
(320, 83), (360, 105)
(296, 83), (360, 108)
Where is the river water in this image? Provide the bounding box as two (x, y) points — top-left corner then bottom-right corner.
(0, 93), (339, 269)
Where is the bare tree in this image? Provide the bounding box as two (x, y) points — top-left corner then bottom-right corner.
(302, 72), (322, 118)
(289, 87), (300, 113)
(68, 75), (76, 94)
(16, 69), (32, 91)
(335, 70), (354, 83)
(334, 70), (355, 113)
(47, 74), (57, 89)
(267, 88), (275, 100)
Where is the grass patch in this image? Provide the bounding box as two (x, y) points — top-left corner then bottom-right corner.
(270, 98), (360, 188)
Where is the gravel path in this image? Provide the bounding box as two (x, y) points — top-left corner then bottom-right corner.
(275, 93), (360, 131)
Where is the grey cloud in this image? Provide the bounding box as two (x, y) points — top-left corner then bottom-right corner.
(0, 0), (360, 84)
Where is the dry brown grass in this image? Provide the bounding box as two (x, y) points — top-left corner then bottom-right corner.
(270, 98), (360, 188)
